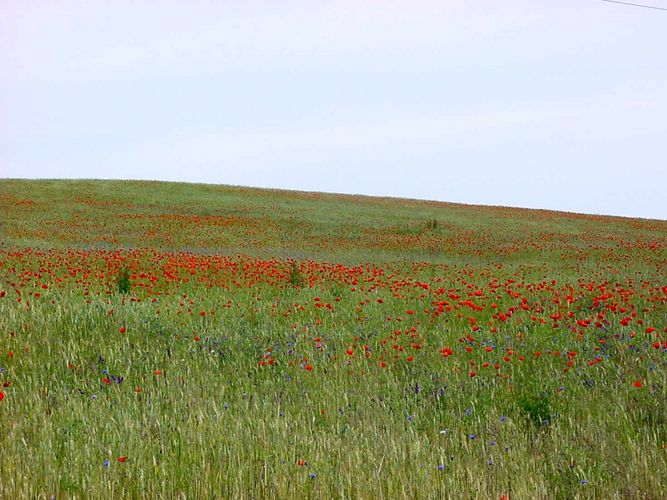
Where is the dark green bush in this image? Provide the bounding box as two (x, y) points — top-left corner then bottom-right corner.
(117, 266), (131, 294)
(517, 392), (553, 427)
(288, 261), (304, 288)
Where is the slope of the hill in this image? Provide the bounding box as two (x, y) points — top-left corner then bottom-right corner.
(1, 179), (664, 270)
(0, 179), (665, 498)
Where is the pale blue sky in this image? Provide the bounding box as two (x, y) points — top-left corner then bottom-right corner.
(1, 1), (665, 219)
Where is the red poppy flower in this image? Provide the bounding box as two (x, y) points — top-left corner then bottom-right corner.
(117, 456), (127, 463)
(633, 380), (643, 388)
(0, 391), (4, 401)
(119, 326), (126, 334)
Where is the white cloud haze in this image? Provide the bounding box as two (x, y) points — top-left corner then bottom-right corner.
(1, 0), (666, 218)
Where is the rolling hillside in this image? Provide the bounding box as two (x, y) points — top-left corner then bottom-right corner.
(0, 179), (665, 498)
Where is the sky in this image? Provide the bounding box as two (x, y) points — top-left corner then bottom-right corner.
(1, 0), (666, 220)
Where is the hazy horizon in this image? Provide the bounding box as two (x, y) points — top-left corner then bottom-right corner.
(2, 1), (666, 220)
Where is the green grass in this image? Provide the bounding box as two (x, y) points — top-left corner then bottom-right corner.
(0, 179), (665, 498)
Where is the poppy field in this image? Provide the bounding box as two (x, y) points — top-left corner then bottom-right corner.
(0, 179), (665, 498)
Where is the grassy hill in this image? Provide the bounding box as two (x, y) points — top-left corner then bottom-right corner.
(2, 179), (664, 265)
(0, 179), (665, 498)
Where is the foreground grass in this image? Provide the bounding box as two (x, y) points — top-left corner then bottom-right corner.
(0, 179), (665, 498)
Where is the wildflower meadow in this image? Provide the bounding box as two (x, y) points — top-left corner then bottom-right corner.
(0, 179), (665, 498)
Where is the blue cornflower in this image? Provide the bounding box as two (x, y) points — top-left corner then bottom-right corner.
(103, 459), (110, 468)
(500, 415), (508, 423)
(464, 408), (472, 417)
(309, 473), (316, 479)
(580, 479), (588, 486)
(468, 434), (477, 440)
(437, 464), (445, 470)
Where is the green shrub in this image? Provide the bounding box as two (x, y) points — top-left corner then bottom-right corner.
(117, 266), (131, 294)
(517, 392), (553, 427)
(288, 260), (304, 287)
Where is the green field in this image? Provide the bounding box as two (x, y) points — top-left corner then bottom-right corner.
(0, 179), (665, 498)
